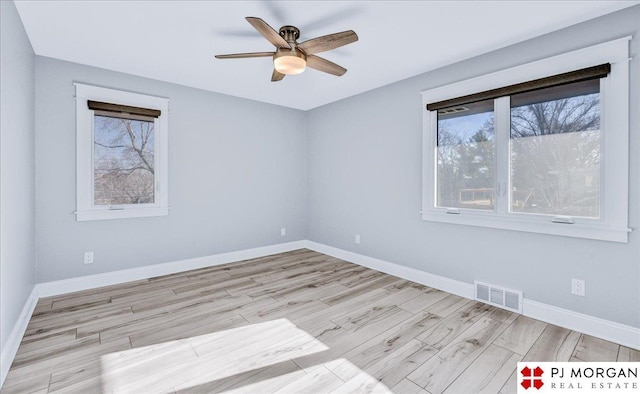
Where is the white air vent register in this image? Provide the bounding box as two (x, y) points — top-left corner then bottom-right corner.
(474, 281), (523, 313)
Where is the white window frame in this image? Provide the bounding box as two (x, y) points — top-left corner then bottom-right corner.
(75, 83), (169, 221)
(421, 37), (631, 243)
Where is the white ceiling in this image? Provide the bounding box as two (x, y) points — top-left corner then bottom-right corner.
(14, 1), (639, 110)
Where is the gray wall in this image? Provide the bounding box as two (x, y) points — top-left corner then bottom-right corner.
(0, 0), (36, 356)
(35, 57), (307, 283)
(307, 6), (640, 328)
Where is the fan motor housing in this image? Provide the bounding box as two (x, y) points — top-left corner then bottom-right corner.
(274, 48), (306, 61)
(279, 26), (300, 44)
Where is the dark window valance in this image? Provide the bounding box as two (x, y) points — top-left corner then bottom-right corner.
(426, 63), (610, 111)
(88, 100), (161, 118)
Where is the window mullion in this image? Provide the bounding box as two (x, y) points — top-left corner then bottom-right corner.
(494, 96), (510, 215)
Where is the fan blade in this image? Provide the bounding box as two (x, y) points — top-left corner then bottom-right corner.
(215, 52), (275, 59)
(306, 55), (347, 76)
(271, 69), (285, 82)
(246, 17), (291, 49)
(297, 30), (358, 55)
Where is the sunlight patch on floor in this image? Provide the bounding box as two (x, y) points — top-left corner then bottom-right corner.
(99, 319), (328, 392)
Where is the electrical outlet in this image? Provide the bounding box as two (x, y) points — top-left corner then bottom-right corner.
(355, 234), (361, 244)
(84, 251), (94, 265)
(571, 278), (585, 296)
(280, 227), (286, 236)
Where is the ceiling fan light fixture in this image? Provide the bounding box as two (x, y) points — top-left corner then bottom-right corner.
(215, 17), (358, 81)
(274, 51), (306, 75)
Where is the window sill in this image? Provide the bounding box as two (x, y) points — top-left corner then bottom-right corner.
(421, 210), (630, 243)
(76, 207), (169, 222)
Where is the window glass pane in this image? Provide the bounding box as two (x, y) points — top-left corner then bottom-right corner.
(510, 79), (600, 218)
(94, 115), (155, 205)
(437, 100), (495, 210)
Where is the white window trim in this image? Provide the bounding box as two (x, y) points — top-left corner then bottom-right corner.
(421, 37), (631, 243)
(75, 83), (169, 221)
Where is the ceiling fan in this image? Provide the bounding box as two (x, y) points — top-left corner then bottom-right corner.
(215, 17), (358, 82)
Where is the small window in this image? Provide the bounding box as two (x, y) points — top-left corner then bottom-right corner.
(75, 84), (169, 221)
(93, 113), (156, 206)
(421, 37), (630, 242)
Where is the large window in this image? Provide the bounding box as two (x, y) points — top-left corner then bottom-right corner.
(422, 38), (630, 242)
(75, 84), (169, 221)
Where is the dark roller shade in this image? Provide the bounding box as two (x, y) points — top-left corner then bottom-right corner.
(88, 100), (161, 118)
(426, 63), (610, 111)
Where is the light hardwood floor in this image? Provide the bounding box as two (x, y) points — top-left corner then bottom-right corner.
(2, 249), (637, 393)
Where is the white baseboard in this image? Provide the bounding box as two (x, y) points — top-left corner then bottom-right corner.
(37, 240), (306, 298)
(523, 299), (640, 350)
(1, 287), (38, 387)
(305, 241), (475, 299)
(304, 241), (640, 350)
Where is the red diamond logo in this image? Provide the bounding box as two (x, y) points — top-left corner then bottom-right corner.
(521, 365), (544, 390)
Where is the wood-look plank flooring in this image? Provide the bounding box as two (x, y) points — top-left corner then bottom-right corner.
(2, 249), (637, 393)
